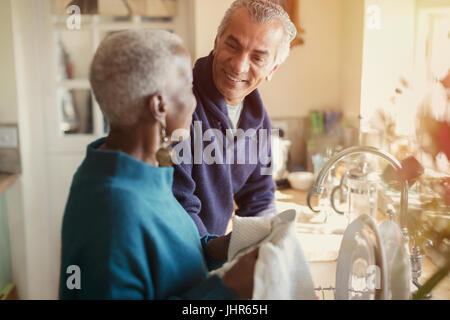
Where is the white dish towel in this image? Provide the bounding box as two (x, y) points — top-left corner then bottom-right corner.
(210, 210), (315, 300)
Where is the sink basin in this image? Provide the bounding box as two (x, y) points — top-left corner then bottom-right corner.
(274, 198), (348, 299)
(276, 200), (348, 233)
(276, 200), (346, 299)
(296, 233), (342, 300)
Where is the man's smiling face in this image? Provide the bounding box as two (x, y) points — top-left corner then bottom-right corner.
(212, 7), (284, 106)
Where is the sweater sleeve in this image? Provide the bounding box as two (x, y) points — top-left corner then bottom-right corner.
(234, 166), (276, 217)
(173, 275), (236, 300)
(172, 136), (209, 236)
(234, 119), (276, 217)
(94, 230), (234, 300)
(108, 230), (235, 300)
(87, 249), (236, 300)
(200, 235), (224, 271)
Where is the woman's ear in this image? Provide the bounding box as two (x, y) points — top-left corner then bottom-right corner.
(148, 93), (167, 128)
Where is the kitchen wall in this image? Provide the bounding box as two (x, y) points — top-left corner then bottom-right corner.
(339, 0), (365, 124)
(417, 0), (450, 8)
(360, 0), (416, 130)
(192, 0), (233, 59)
(260, 0), (344, 119)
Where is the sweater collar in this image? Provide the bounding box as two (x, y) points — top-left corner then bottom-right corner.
(82, 138), (174, 193)
(193, 52), (266, 131)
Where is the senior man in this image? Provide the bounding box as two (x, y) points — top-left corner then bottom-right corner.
(172, 0), (297, 236)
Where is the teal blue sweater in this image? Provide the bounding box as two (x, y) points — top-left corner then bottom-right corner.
(59, 138), (236, 300)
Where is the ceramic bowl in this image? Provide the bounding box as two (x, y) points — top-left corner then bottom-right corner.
(288, 171), (315, 191)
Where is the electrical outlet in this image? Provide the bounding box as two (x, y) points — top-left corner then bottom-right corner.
(0, 126), (18, 148)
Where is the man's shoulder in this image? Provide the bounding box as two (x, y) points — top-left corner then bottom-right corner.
(241, 89), (272, 129)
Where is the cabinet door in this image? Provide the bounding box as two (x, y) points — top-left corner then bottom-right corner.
(0, 194), (12, 292)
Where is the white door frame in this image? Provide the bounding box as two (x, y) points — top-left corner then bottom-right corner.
(10, 0), (54, 299)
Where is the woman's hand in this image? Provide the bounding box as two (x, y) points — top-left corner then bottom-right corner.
(206, 233), (231, 263)
(222, 248), (259, 300)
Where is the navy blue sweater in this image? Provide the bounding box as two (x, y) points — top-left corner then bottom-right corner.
(172, 53), (276, 237)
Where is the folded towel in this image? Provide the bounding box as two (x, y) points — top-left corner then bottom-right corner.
(210, 210), (315, 300)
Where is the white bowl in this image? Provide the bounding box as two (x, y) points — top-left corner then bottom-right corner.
(287, 171), (315, 191)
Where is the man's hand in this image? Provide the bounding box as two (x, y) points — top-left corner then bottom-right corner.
(222, 248), (259, 300)
(206, 233), (231, 263)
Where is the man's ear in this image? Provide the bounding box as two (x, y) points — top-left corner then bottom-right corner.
(213, 36), (218, 55)
(149, 93), (167, 128)
(266, 64), (279, 82)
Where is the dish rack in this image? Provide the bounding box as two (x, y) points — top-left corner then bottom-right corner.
(313, 287), (377, 300)
(314, 286), (336, 300)
(297, 213), (408, 300)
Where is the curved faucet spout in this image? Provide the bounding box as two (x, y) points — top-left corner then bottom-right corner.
(307, 146), (409, 234)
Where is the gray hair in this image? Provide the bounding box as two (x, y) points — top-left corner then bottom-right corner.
(90, 29), (183, 127)
(217, 0), (297, 66)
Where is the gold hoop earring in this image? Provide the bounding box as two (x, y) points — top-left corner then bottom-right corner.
(156, 127), (173, 167)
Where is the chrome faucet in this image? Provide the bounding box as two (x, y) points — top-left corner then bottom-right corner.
(307, 146), (408, 232)
(306, 145), (426, 295)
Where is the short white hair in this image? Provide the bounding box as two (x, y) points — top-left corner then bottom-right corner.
(90, 29), (183, 127)
(217, 0), (297, 66)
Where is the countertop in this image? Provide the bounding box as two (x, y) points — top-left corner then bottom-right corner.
(0, 174), (18, 196)
(275, 187), (450, 300)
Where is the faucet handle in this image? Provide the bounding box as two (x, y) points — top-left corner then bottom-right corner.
(311, 184), (325, 195)
(307, 189), (321, 213)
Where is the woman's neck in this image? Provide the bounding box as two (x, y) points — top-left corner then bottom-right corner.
(100, 124), (160, 167)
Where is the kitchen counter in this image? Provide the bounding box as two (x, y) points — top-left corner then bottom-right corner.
(0, 174), (18, 196)
(275, 187), (450, 300)
(276, 188), (317, 207)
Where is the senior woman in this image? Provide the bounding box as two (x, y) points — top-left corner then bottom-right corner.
(59, 29), (257, 300)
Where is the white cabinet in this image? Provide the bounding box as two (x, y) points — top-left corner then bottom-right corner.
(25, 0), (194, 298)
(0, 193), (12, 293)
